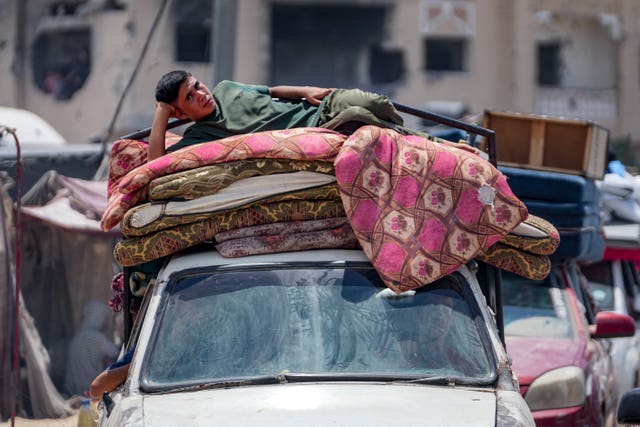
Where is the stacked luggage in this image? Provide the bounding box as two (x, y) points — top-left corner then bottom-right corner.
(483, 111), (609, 263)
(498, 166), (604, 262)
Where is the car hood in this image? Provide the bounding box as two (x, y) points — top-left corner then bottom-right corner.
(506, 336), (581, 387)
(118, 383), (496, 426)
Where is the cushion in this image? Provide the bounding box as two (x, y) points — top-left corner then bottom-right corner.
(499, 166), (599, 203)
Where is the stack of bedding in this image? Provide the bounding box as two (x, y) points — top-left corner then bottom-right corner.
(101, 125), (538, 292)
(102, 127), (352, 266)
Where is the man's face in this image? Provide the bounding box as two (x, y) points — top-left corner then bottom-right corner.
(174, 76), (215, 121)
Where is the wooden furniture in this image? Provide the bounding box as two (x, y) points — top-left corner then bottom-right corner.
(482, 111), (609, 179)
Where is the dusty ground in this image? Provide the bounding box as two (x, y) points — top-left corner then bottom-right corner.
(0, 413), (78, 427)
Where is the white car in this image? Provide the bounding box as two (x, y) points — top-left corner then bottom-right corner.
(98, 248), (534, 427)
(0, 106), (67, 148)
(581, 255), (640, 396)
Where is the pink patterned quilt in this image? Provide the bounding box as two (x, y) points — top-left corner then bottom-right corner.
(334, 126), (528, 293)
(100, 128), (344, 231)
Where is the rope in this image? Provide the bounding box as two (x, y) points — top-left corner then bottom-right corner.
(94, 0), (171, 180)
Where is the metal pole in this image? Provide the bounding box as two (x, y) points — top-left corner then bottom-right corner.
(212, 0), (237, 84)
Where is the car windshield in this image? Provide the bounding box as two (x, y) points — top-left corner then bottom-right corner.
(502, 271), (576, 339)
(140, 265), (495, 391)
(579, 262), (615, 311)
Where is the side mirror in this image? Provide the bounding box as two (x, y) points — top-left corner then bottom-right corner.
(590, 311), (636, 339)
(618, 388), (640, 424)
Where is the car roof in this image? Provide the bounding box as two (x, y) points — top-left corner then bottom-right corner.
(159, 248), (372, 278)
(0, 106), (67, 147)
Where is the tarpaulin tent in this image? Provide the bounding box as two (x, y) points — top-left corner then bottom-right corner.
(0, 170), (120, 419)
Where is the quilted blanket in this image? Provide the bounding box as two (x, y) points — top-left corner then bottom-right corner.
(334, 126), (528, 292)
(101, 127), (345, 231)
(148, 159), (335, 201)
(121, 184), (341, 237)
(123, 172), (335, 229)
(114, 199), (347, 266)
(215, 223), (359, 257)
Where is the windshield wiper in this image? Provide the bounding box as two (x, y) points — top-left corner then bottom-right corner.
(149, 373), (289, 393)
(199, 373), (289, 389)
(401, 375), (456, 386)
(402, 375), (492, 387)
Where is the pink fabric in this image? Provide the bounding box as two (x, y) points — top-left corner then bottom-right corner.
(106, 133), (183, 199)
(215, 224), (359, 257)
(100, 128), (345, 231)
(215, 217), (350, 243)
(334, 126), (528, 293)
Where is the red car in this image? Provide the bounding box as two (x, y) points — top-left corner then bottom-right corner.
(501, 262), (635, 427)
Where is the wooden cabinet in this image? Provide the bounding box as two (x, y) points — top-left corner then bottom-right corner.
(482, 111), (609, 179)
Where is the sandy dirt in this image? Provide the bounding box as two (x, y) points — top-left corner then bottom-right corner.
(0, 413), (79, 427)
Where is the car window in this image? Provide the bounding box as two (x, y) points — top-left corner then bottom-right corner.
(621, 261), (638, 298)
(502, 271), (576, 339)
(140, 266), (495, 391)
(580, 262), (615, 312)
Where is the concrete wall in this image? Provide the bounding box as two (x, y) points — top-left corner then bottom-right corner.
(1, 0), (640, 149)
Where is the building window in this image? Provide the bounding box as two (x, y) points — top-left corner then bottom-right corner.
(174, 0), (212, 63)
(32, 28), (91, 101)
(424, 38), (468, 72)
(537, 41), (562, 86)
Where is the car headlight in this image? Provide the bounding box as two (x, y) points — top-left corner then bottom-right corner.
(524, 366), (586, 411)
(496, 390), (536, 427)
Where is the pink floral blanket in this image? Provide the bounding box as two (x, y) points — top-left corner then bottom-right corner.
(334, 126), (528, 292)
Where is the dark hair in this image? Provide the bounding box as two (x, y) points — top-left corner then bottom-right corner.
(155, 70), (191, 104)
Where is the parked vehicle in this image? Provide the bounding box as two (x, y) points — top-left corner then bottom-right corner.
(617, 387), (640, 425)
(98, 248), (535, 426)
(501, 263), (635, 427)
(580, 249), (640, 398)
(0, 106), (102, 198)
(0, 106), (67, 148)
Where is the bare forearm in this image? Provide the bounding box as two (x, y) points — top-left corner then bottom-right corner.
(269, 85), (307, 100)
(90, 364), (130, 401)
(269, 85), (334, 106)
(148, 105), (172, 161)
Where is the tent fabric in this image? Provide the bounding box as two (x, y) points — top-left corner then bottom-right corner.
(0, 170), (119, 419)
(19, 295), (73, 418)
(22, 170), (113, 226)
(0, 172), (15, 418)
